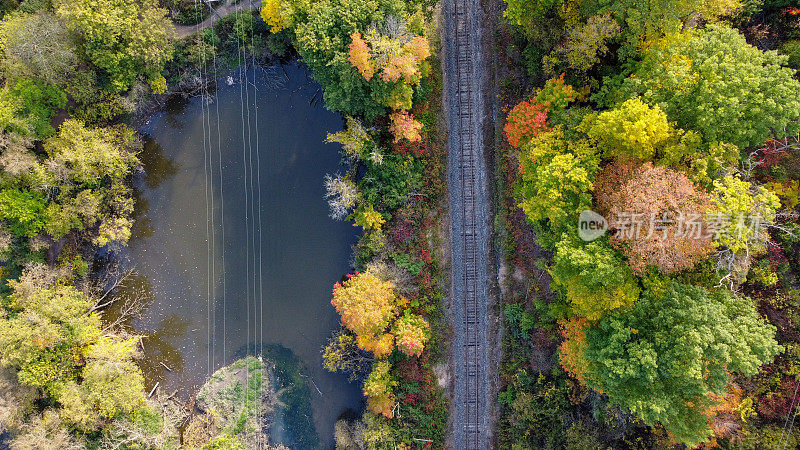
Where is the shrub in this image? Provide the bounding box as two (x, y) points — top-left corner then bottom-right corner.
(391, 311), (429, 357)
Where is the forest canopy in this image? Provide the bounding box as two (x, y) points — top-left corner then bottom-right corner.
(498, 0), (800, 447)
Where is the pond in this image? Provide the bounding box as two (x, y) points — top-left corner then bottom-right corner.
(118, 62), (361, 448)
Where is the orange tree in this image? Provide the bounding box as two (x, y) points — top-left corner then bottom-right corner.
(328, 271), (431, 418)
(594, 161), (714, 274)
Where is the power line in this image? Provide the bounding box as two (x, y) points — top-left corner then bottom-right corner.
(193, 0), (213, 382)
(246, 4), (265, 446)
(232, 8), (253, 437)
(210, 6), (227, 368)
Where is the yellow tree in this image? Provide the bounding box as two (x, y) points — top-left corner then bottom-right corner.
(363, 360), (397, 418)
(330, 272), (403, 353)
(582, 97), (673, 162)
(260, 0), (290, 32)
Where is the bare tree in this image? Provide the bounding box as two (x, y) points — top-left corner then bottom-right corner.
(324, 174), (359, 220)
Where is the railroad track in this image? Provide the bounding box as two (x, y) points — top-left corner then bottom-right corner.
(447, 0), (490, 447)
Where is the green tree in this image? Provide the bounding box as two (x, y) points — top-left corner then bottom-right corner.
(0, 188), (48, 238)
(585, 281), (781, 446)
(0, 284), (97, 389)
(75, 337), (144, 421)
(43, 119), (138, 244)
(549, 236), (639, 321)
(359, 153), (421, 214)
(0, 79), (67, 138)
(516, 129), (598, 231)
(326, 116), (375, 161)
(9, 79), (67, 138)
(54, 0), (174, 91)
(659, 133), (739, 189)
(0, 11), (78, 86)
(591, 0), (740, 53)
(0, 267), (146, 432)
(504, 0), (738, 57)
(616, 24), (800, 149)
(502, 0), (561, 32)
(545, 13), (620, 74)
(44, 119), (138, 186)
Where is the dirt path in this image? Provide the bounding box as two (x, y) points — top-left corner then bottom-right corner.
(173, 0), (263, 38)
(444, 0), (494, 447)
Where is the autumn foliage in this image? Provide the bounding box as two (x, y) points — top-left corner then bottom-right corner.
(558, 317), (590, 384)
(504, 75), (577, 149)
(347, 31), (430, 85)
(497, 4), (798, 448)
(705, 384), (746, 442)
(260, 0), (288, 32)
(534, 74), (577, 111)
(331, 272), (401, 345)
(594, 161), (714, 274)
(348, 32), (374, 80)
(363, 360), (397, 418)
(582, 97), (672, 161)
(346, 27), (432, 142)
(328, 271), (431, 418)
(392, 312), (429, 357)
(389, 111), (423, 143)
(504, 100), (550, 148)
(406, 36), (431, 62)
(357, 332), (395, 358)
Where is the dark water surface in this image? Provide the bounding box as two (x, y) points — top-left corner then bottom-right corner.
(124, 62), (361, 448)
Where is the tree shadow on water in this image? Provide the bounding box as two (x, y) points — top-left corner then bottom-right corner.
(139, 137), (179, 190)
(105, 272), (187, 387)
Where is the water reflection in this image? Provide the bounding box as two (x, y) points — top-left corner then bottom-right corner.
(119, 62), (362, 448)
(103, 271), (187, 387)
(139, 137), (179, 190)
(129, 194), (154, 244)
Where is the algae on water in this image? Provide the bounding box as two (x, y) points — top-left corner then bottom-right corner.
(184, 356), (287, 449)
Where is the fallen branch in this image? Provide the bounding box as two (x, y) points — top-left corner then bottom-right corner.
(300, 373), (323, 396)
(90, 268), (135, 312)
